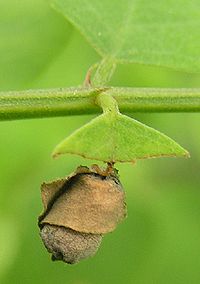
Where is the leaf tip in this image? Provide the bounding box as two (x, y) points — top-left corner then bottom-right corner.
(173, 144), (190, 158)
(52, 147), (61, 159)
(183, 149), (190, 158)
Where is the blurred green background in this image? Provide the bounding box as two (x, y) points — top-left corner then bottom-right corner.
(1, 1), (200, 283)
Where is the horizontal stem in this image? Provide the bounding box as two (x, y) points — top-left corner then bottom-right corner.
(0, 86), (200, 120)
(0, 87), (104, 120)
(112, 87), (200, 112)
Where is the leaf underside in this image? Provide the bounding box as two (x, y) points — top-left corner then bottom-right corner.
(53, 113), (189, 163)
(53, 0), (200, 73)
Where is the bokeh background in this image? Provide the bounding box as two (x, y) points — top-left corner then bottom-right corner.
(1, 1), (200, 283)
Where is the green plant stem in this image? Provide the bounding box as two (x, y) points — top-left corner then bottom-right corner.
(0, 87), (200, 120)
(96, 92), (119, 114)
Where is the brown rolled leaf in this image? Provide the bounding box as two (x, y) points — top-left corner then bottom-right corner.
(38, 166), (90, 222)
(40, 179), (66, 212)
(39, 167), (126, 234)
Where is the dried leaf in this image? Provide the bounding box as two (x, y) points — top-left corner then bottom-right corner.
(40, 172), (126, 234)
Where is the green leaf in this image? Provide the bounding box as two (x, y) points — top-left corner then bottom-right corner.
(53, 0), (200, 73)
(52, 112), (189, 162)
